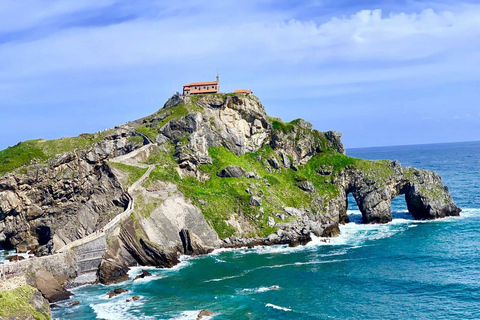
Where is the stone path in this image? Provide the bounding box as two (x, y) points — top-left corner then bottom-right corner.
(58, 143), (155, 253)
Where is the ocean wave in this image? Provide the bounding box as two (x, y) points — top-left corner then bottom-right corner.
(204, 274), (245, 283)
(91, 298), (152, 320)
(265, 303), (292, 312)
(238, 285), (280, 294)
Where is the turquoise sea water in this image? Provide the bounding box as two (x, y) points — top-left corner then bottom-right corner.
(40, 141), (480, 319)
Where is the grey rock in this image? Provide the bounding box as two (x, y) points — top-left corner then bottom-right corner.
(217, 165), (246, 178)
(297, 181), (316, 192)
(267, 157), (281, 169)
(281, 153), (291, 168)
(249, 196), (262, 206)
(267, 217), (275, 227)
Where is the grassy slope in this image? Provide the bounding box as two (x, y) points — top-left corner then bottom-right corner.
(109, 162), (148, 188)
(142, 141), (395, 238)
(0, 285), (50, 320)
(0, 132), (112, 176)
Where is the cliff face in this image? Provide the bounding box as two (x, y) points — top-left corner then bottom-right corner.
(0, 129), (145, 254)
(0, 93), (461, 283)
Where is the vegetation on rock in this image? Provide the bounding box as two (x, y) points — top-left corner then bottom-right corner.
(0, 285), (51, 320)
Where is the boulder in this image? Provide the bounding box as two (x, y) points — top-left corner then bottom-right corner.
(281, 153), (291, 168)
(107, 288), (128, 298)
(97, 259), (129, 285)
(217, 165), (246, 178)
(133, 269), (152, 281)
(297, 181), (316, 192)
(197, 310), (214, 319)
(267, 217), (275, 227)
(249, 196), (262, 206)
(267, 158), (281, 169)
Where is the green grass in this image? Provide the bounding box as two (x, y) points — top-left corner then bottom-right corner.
(134, 193), (160, 218)
(109, 162), (148, 188)
(0, 285), (50, 320)
(143, 145), (364, 238)
(0, 133), (108, 176)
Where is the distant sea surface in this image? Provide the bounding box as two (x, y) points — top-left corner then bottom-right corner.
(26, 141), (480, 319)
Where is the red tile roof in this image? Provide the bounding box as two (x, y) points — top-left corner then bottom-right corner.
(234, 89), (252, 94)
(184, 81), (218, 87)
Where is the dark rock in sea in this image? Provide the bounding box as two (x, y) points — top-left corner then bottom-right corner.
(197, 309), (214, 319)
(69, 301), (80, 306)
(133, 269), (152, 281)
(97, 259), (129, 285)
(107, 288), (128, 298)
(132, 295), (140, 301)
(217, 165), (246, 178)
(50, 304), (61, 309)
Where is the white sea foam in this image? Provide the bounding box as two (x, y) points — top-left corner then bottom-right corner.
(91, 298), (152, 320)
(169, 310), (215, 320)
(204, 274), (245, 283)
(238, 285), (280, 294)
(265, 303), (292, 312)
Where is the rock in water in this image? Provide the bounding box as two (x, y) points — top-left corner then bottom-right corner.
(133, 269), (152, 281)
(97, 259), (129, 285)
(106, 288), (128, 298)
(197, 310), (214, 319)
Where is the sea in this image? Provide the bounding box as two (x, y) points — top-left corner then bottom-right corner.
(4, 141), (480, 319)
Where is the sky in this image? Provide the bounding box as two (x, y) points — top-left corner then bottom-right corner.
(0, 0), (479, 149)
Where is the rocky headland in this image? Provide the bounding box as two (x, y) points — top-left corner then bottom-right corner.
(0, 93), (460, 313)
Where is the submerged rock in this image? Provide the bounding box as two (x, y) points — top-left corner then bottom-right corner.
(107, 288), (128, 298)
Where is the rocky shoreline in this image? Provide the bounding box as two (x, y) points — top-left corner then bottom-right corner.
(0, 93), (460, 315)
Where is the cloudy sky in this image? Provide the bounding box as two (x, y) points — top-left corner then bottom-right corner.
(0, 0), (479, 149)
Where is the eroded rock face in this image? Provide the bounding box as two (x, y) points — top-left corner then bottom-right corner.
(0, 129), (144, 254)
(159, 95), (271, 172)
(335, 161), (461, 224)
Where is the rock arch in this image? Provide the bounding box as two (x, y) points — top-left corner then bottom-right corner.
(339, 162), (461, 224)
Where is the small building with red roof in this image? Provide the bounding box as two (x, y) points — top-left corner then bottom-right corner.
(234, 89), (252, 94)
(183, 75), (219, 95)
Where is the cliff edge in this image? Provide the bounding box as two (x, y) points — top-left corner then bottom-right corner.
(0, 93), (460, 290)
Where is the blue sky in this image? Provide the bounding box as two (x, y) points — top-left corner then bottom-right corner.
(0, 0), (479, 149)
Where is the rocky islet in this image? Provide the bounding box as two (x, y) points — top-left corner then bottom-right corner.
(0, 93), (460, 316)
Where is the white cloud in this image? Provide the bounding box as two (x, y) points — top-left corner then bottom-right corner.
(0, 0), (115, 33)
(0, 3), (479, 86)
